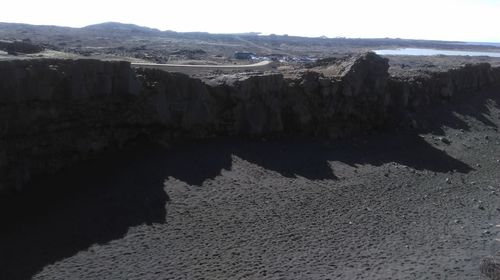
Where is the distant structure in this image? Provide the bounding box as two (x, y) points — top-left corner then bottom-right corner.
(234, 51), (256, 60)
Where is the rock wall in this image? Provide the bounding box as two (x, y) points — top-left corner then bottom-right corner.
(386, 63), (500, 128)
(0, 59), (146, 192)
(134, 52), (391, 138)
(1, 54), (499, 193)
(388, 63), (500, 109)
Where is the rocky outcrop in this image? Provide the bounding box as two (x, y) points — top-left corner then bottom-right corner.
(132, 53), (391, 138)
(137, 70), (286, 136)
(1, 53), (499, 193)
(0, 59), (144, 192)
(386, 62), (500, 128)
(388, 63), (498, 109)
(0, 40), (44, 55)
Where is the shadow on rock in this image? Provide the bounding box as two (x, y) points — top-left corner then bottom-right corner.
(416, 87), (500, 135)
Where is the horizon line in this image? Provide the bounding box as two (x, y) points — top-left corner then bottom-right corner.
(2, 21), (500, 44)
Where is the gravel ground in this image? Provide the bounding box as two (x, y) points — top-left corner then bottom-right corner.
(1, 89), (500, 280)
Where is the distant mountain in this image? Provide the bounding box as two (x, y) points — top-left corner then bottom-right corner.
(83, 22), (162, 34)
(1, 21), (497, 59)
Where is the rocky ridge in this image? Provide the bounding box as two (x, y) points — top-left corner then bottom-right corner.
(0, 52), (499, 193)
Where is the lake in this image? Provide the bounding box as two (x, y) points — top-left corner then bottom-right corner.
(374, 48), (500, 58)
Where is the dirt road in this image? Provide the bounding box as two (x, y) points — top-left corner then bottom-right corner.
(131, 60), (274, 74)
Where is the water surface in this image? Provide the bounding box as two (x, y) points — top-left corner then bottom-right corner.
(374, 48), (500, 57)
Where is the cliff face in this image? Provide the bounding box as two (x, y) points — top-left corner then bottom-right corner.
(0, 54), (499, 193)
(0, 59), (145, 191)
(136, 53), (391, 138)
(388, 63), (499, 109)
(386, 63), (500, 128)
(137, 70), (286, 136)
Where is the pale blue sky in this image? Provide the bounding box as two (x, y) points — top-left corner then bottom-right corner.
(2, 0), (500, 42)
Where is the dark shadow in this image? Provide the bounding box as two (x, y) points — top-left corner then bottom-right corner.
(4, 88), (499, 279)
(230, 133), (472, 178)
(0, 130), (472, 279)
(328, 133), (472, 173)
(0, 144), (232, 280)
(414, 87), (500, 135)
(452, 87), (500, 128)
(158, 140), (234, 186)
(231, 139), (340, 180)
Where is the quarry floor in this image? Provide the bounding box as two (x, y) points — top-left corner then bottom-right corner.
(1, 90), (500, 279)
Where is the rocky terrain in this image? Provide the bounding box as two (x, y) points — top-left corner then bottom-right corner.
(2, 52), (500, 194)
(2, 22), (500, 64)
(1, 79), (500, 279)
(1, 22), (500, 279)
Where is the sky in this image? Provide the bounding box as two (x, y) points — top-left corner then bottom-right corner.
(2, 0), (500, 42)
